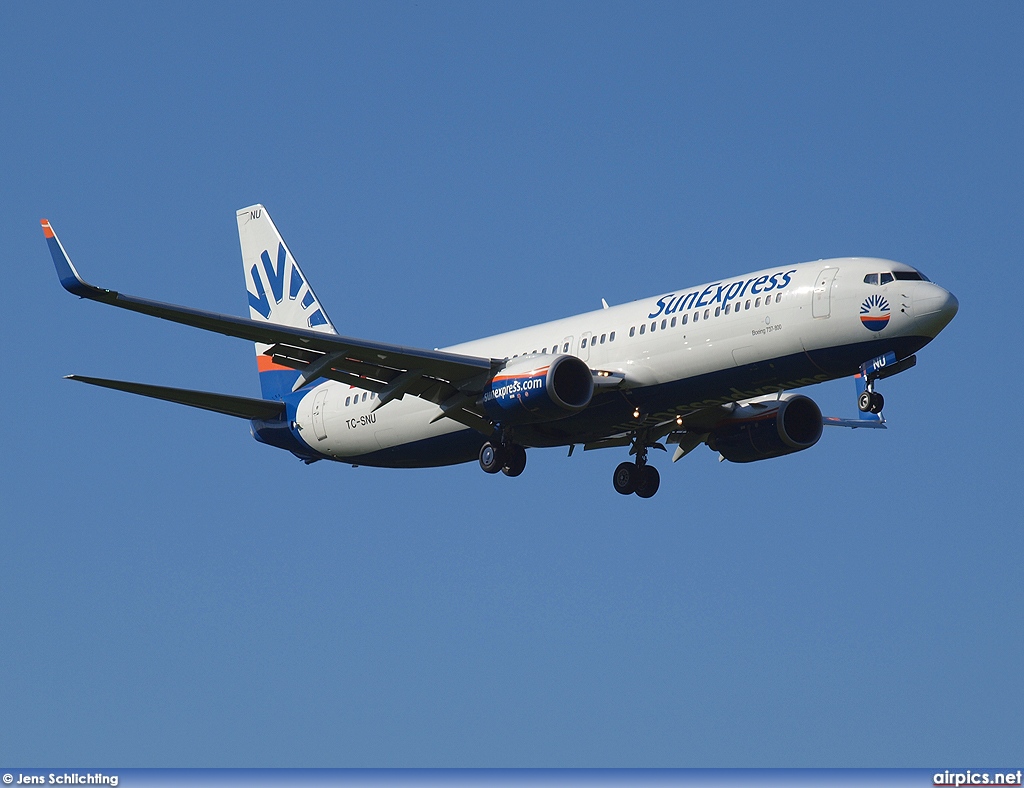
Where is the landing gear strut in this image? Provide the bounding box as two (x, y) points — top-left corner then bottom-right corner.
(479, 437), (528, 477)
(612, 440), (661, 498)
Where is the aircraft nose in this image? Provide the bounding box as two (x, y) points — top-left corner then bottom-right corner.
(914, 284), (958, 336)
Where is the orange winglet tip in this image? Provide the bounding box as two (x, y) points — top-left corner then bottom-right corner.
(41, 219), (54, 238)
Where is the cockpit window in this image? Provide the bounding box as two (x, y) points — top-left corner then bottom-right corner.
(867, 270), (930, 285)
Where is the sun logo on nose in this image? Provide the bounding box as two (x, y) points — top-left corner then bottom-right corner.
(860, 294), (890, 332)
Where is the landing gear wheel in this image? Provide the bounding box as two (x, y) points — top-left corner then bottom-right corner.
(634, 465), (661, 498)
(501, 444), (527, 477)
(613, 462), (637, 495)
(859, 389), (885, 414)
(479, 441), (505, 474)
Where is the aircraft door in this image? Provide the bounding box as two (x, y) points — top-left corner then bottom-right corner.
(579, 331), (592, 362)
(311, 388), (329, 441)
(812, 267), (839, 319)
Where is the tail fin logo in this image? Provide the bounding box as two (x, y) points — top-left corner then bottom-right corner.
(246, 243), (328, 328)
(860, 294), (890, 332)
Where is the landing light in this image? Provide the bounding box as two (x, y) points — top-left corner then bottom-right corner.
(633, 408), (641, 419)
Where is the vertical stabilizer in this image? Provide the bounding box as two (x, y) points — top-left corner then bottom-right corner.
(237, 205), (337, 399)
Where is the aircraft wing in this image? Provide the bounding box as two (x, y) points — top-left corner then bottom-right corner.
(44, 220), (500, 431)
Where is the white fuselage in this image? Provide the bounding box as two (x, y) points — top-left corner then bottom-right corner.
(292, 257), (956, 465)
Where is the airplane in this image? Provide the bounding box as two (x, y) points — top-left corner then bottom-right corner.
(43, 205), (958, 498)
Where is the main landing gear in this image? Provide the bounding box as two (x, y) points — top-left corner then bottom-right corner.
(479, 440), (527, 477)
(613, 442), (661, 499)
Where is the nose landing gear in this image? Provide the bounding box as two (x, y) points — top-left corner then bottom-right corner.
(857, 366), (885, 414)
(856, 351), (918, 416)
(857, 388), (885, 414)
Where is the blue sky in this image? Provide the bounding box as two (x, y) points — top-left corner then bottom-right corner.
(2, 1), (1022, 767)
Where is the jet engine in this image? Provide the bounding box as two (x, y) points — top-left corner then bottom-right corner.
(481, 354), (594, 423)
(707, 394), (823, 463)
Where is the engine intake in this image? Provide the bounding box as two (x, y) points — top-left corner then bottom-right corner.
(709, 394), (823, 463)
(481, 354), (594, 423)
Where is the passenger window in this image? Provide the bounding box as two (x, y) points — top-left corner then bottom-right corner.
(670, 317), (676, 327)
(629, 327), (635, 337)
(564, 343), (569, 352)
(581, 337), (587, 348)
(345, 396), (350, 406)
(880, 272), (894, 284)
(714, 307), (721, 317)
(745, 300), (751, 309)
(661, 319), (667, 330)
(693, 312), (699, 322)
(755, 297), (761, 307)
(370, 393), (375, 400)
(640, 324), (646, 334)
(541, 348), (547, 355)
(651, 321), (656, 332)
(600, 334), (605, 344)
(724, 304), (730, 314)
(681, 314), (688, 325)
(775, 293), (782, 303)
(864, 273), (879, 285)
(703, 309), (709, 319)
(362, 392), (367, 402)
(610, 331), (615, 341)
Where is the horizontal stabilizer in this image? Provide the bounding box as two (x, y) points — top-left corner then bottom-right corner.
(65, 375), (286, 420)
(822, 416), (887, 429)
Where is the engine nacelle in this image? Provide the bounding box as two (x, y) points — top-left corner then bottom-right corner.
(481, 354), (594, 424)
(708, 394), (823, 463)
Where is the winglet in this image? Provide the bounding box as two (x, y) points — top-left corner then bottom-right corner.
(41, 218), (107, 299)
